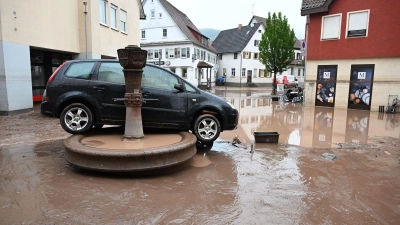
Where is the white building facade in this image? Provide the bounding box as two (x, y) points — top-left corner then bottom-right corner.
(140, 0), (218, 88)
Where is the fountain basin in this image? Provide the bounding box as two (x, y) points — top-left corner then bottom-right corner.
(64, 131), (197, 173)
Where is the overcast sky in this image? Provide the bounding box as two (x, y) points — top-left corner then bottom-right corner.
(167, 0), (307, 39)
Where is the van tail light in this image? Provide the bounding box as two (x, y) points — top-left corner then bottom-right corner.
(47, 61), (67, 84)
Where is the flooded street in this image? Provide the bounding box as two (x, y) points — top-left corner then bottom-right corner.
(1, 89), (400, 224)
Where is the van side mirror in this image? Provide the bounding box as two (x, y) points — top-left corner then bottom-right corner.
(174, 83), (184, 92)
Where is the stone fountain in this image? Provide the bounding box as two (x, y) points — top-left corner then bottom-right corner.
(63, 45), (197, 174)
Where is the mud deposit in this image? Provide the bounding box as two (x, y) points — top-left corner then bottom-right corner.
(1, 100), (400, 224)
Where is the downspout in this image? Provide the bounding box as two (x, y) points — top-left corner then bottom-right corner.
(239, 52), (243, 87)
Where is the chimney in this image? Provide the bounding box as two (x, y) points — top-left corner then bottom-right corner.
(238, 24), (242, 30)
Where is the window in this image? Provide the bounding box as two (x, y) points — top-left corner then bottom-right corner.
(110, 5), (117, 29)
(347, 10), (369, 37)
(151, 9), (155, 18)
(223, 68), (226, 77)
(181, 48), (187, 58)
(163, 29), (167, 37)
(298, 68), (301, 77)
(154, 50), (159, 59)
(234, 53), (237, 59)
(259, 69), (265, 77)
(66, 62), (96, 79)
(168, 48), (174, 58)
(120, 10), (126, 32)
(321, 14), (341, 40)
(141, 30), (145, 39)
(98, 62), (125, 84)
(147, 50), (153, 59)
(242, 68), (246, 77)
(159, 13), (162, 18)
(218, 54), (222, 60)
(99, 0), (107, 25)
(254, 53), (259, 60)
(243, 51), (251, 59)
(296, 53), (300, 60)
(258, 30), (262, 33)
(174, 48), (180, 58)
(253, 69), (257, 78)
(231, 68), (235, 76)
(142, 66), (178, 91)
(254, 40), (260, 46)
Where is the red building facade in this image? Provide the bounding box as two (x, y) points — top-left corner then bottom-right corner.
(302, 0), (400, 111)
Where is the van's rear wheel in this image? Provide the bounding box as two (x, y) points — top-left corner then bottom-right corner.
(193, 114), (221, 143)
(60, 103), (93, 134)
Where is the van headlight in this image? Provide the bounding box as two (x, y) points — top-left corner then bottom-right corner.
(227, 101), (236, 110)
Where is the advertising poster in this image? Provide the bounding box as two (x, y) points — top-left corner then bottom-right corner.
(348, 65), (374, 110)
(315, 65), (337, 107)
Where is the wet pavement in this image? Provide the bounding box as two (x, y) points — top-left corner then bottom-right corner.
(1, 89), (399, 224)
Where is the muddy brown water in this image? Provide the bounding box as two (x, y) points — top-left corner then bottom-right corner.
(1, 90), (399, 224)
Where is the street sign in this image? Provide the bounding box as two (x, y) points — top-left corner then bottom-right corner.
(148, 61), (165, 65)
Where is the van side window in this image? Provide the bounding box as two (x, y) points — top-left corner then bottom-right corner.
(65, 62), (96, 79)
(98, 62), (125, 84)
(184, 82), (196, 92)
(142, 66), (178, 91)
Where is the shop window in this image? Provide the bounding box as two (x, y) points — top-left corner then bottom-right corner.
(347, 10), (369, 37)
(321, 14), (341, 40)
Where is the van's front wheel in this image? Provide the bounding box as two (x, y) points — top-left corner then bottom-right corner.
(193, 114), (221, 143)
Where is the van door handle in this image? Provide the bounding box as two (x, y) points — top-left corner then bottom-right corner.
(93, 86), (105, 91)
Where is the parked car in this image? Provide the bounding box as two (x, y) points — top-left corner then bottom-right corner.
(275, 75), (298, 88)
(41, 60), (238, 143)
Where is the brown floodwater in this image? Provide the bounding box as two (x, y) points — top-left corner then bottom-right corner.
(0, 90), (399, 224)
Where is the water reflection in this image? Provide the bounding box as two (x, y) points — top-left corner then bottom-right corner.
(219, 91), (400, 146)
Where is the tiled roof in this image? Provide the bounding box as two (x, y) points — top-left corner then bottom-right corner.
(211, 23), (262, 53)
(301, 0), (327, 10)
(159, 0), (216, 53)
(249, 15), (302, 48)
(301, 0), (334, 15)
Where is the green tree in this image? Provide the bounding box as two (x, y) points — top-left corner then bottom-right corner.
(259, 12), (295, 95)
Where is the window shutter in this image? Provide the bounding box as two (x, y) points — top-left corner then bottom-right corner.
(159, 49), (162, 59)
(322, 15), (340, 39)
(187, 47), (190, 57)
(243, 52), (246, 59)
(249, 52), (252, 59)
(165, 48), (168, 58)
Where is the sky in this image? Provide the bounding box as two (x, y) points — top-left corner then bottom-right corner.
(167, 0), (307, 39)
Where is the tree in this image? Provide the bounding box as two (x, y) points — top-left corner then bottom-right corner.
(259, 12), (295, 95)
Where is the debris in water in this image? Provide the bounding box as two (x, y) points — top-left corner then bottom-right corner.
(322, 153), (337, 161)
(384, 151), (391, 155)
(232, 135), (241, 145)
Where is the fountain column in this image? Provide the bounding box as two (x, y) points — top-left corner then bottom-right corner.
(117, 45), (147, 139)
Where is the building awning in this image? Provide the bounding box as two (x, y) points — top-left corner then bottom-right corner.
(197, 61), (213, 68)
